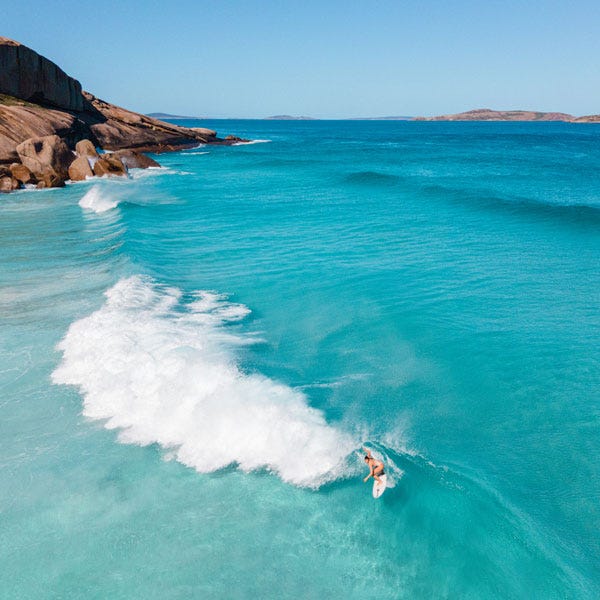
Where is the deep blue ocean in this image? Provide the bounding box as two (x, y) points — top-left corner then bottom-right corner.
(1, 120), (599, 598)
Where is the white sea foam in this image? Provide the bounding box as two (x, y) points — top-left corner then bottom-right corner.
(78, 186), (119, 213)
(52, 276), (356, 487)
(234, 139), (272, 145)
(130, 166), (178, 179)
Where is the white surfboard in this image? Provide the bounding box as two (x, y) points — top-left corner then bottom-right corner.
(372, 474), (387, 498)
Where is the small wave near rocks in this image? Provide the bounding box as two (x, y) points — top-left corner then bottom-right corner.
(78, 185), (119, 213)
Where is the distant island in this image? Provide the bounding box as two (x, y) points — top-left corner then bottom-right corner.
(264, 115), (318, 120)
(264, 115), (414, 120)
(413, 108), (600, 123)
(146, 112), (202, 120)
(349, 116), (413, 121)
(145, 110), (600, 123)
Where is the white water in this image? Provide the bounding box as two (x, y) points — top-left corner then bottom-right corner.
(52, 276), (356, 487)
(234, 139), (272, 145)
(78, 186), (119, 213)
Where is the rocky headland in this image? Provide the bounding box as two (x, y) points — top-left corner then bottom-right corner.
(0, 37), (248, 193)
(413, 108), (600, 122)
(571, 114), (600, 123)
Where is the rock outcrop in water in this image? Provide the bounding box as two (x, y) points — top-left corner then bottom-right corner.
(0, 36), (248, 192)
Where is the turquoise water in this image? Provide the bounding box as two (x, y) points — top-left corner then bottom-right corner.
(1, 121), (599, 598)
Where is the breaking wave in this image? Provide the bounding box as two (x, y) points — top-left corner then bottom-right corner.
(78, 186), (119, 213)
(52, 276), (356, 487)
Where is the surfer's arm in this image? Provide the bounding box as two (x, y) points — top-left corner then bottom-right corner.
(363, 467), (374, 483)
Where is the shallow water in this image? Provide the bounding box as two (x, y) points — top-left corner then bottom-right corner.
(1, 121), (599, 598)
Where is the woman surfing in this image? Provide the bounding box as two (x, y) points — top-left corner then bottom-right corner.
(363, 446), (386, 491)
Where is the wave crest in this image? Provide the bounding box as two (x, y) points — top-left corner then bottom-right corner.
(78, 185), (119, 213)
(52, 276), (356, 487)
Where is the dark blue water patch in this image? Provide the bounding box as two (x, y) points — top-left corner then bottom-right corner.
(250, 157), (324, 169)
(344, 170), (403, 186)
(421, 184), (600, 228)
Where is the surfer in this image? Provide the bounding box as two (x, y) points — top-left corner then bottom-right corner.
(363, 447), (385, 485)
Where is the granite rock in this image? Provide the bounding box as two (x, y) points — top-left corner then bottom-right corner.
(68, 155), (94, 181)
(35, 166), (65, 188)
(112, 149), (160, 169)
(93, 154), (128, 177)
(9, 162), (33, 183)
(16, 134), (73, 181)
(0, 175), (20, 192)
(75, 139), (99, 158)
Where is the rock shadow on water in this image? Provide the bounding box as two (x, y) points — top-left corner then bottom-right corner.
(422, 183), (600, 228)
(344, 170), (402, 186)
(252, 157), (324, 169)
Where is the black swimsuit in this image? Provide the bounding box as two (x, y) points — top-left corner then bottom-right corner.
(371, 461), (384, 476)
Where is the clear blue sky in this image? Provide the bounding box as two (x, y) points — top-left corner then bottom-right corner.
(4, 0), (599, 118)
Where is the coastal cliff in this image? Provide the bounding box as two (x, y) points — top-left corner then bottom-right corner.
(0, 37), (246, 191)
(0, 37), (84, 112)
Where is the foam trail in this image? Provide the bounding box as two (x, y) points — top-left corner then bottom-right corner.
(79, 185), (118, 213)
(52, 276), (356, 487)
(234, 139), (272, 145)
(129, 166), (194, 180)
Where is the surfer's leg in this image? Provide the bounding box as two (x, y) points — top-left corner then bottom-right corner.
(373, 467), (383, 483)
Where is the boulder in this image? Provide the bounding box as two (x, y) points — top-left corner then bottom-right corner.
(75, 139), (98, 158)
(36, 166), (65, 188)
(93, 154), (128, 177)
(0, 101), (83, 165)
(0, 37), (84, 111)
(0, 175), (20, 192)
(223, 135), (250, 143)
(112, 149), (160, 169)
(191, 127), (217, 138)
(16, 135), (73, 183)
(9, 162), (33, 184)
(68, 155), (94, 181)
